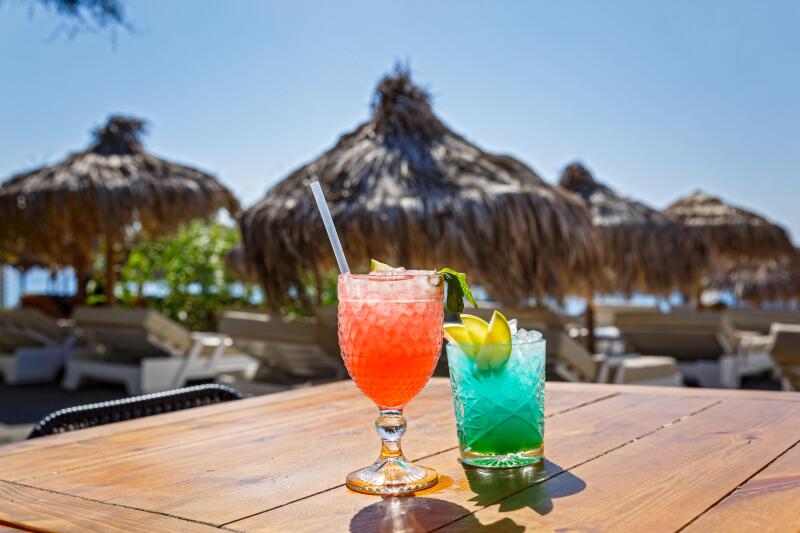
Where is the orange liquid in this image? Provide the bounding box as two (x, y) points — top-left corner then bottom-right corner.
(338, 297), (444, 408)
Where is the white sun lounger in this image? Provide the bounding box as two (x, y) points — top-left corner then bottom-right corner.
(63, 307), (258, 395)
(0, 309), (77, 384)
(552, 331), (683, 386)
(219, 310), (345, 383)
(766, 323), (800, 391)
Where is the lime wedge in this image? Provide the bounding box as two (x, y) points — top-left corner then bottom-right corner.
(443, 324), (478, 358)
(370, 259), (395, 271)
(477, 311), (513, 370)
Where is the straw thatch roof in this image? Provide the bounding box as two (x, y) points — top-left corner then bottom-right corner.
(559, 163), (708, 295)
(225, 245), (258, 284)
(241, 68), (601, 307)
(704, 251), (800, 304)
(0, 115), (239, 277)
(665, 191), (793, 260)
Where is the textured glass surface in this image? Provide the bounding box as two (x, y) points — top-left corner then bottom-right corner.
(336, 271), (445, 495)
(447, 338), (545, 467)
(338, 272), (444, 408)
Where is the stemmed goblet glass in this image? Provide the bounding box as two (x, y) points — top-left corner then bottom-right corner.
(337, 270), (444, 495)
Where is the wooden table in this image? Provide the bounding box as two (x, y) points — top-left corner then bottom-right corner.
(1, 379), (800, 532)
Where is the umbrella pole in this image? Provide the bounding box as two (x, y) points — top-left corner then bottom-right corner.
(586, 297), (596, 354)
(105, 235), (116, 306)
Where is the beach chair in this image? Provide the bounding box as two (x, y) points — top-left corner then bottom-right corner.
(219, 310), (345, 384)
(616, 311), (732, 359)
(766, 323), (800, 391)
(593, 304), (660, 328)
(63, 307), (258, 395)
(313, 306), (342, 360)
(726, 309), (800, 335)
(552, 331), (682, 386)
(470, 305), (567, 329)
(616, 310), (773, 388)
(0, 309), (77, 384)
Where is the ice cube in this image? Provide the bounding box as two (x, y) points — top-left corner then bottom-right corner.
(508, 318), (518, 335)
(368, 266), (406, 276)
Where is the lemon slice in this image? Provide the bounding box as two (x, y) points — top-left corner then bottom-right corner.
(370, 259), (395, 271)
(443, 324), (478, 358)
(444, 312), (513, 369)
(460, 314), (489, 344)
(477, 311), (513, 370)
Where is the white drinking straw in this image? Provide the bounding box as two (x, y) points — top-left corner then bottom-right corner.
(310, 181), (350, 274)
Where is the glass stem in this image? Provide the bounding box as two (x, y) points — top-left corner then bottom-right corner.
(376, 409), (407, 461)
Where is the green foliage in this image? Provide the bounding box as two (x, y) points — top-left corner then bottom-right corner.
(116, 220), (258, 330)
(437, 268), (478, 313)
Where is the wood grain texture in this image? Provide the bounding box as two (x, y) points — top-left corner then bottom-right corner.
(0, 380), (352, 458)
(685, 441), (800, 533)
(456, 398), (800, 532)
(230, 393), (714, 531)
(587, 382), (800, 402)
(0, 481), (222, 533)
(3, 380), (800, 532)
(26, 380), (604, 526)
(0, 384), (370, 482)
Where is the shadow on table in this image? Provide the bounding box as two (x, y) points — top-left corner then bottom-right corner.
(349, 495), (523, 533)
(463, 459), (585, 515)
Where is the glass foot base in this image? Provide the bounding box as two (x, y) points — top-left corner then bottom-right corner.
(460, 446), (544, 468)
(346, 458), (438, 495)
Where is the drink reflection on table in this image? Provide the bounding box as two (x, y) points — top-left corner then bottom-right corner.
(349, 495), (524, 533)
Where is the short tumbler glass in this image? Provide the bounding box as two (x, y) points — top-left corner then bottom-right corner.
(446, 332), (545, 468)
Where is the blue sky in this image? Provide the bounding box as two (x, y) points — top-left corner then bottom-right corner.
(1, 0), (799, 245)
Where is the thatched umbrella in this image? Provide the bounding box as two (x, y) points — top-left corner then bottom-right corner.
(704, 252), (800, 305)
(241, 69), (601, 308)
(560, 163), (708, 295)
(665, 191), (793, 260)
(559, 162), (709, 350)
(0, 115), (239, 304)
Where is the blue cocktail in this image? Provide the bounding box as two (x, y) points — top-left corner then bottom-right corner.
(446, 328), (545, 468)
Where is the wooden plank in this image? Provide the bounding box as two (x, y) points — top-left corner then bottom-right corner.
(0, 379), (353, 458)
(23, 379), (457, 525)
(559, 381), (800, 402)
(684, 441), (800, 532)
(0, 385), (371, 482)
(15, 381), (613, 527)
(229, 393), (714, 531)
(455, 398), (800, 531)
(543, 386), (617, 415)
(0, 481), (222, 533)
(0, 380), (607, 465)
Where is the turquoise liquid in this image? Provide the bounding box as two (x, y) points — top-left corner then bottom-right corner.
(447, 337), (545, 466)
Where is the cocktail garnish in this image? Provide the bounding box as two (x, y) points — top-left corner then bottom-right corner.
(370, 259), (395, 271)
(443, 324), (478, 358)
(477, 310), (513, 370)
(368, 259), (477, 313)
(436, 268), (478, 313)
(444, 311), (513, 370)
(460, 314), (489, 345)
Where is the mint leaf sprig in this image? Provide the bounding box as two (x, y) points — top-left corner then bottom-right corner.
(437, 268), (478, 313)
